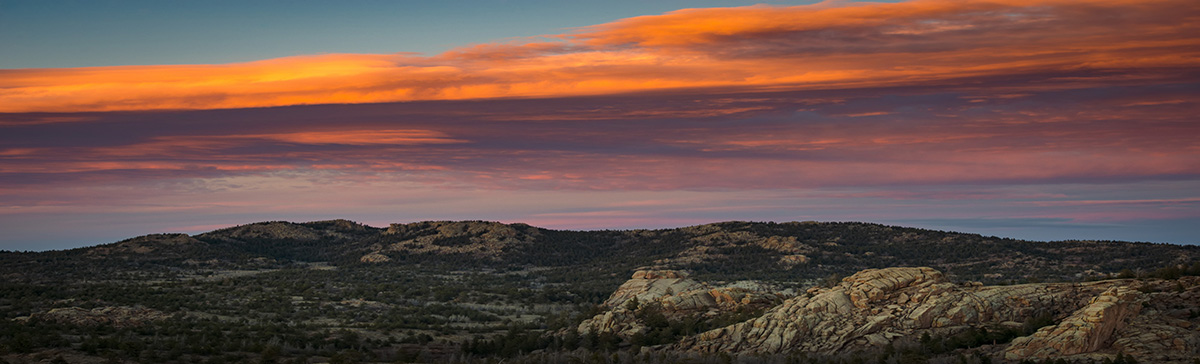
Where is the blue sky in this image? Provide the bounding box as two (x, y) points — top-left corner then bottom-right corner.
(1, 0), (825, 68)
(0, 0), (1196, 251)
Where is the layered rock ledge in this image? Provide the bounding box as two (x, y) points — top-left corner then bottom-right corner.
(664, 267), (1200, 362)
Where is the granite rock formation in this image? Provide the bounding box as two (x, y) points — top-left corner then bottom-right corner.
(578, 269), (786, 337)
(667, 267), (1200, 362)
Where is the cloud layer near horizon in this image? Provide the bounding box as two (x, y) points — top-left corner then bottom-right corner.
(1, 0), (1198, 249)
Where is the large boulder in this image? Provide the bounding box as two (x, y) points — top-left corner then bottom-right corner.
(578, 269), (785, 337)
(602, 270), (709, 309)
(1005, 287), (1142, 359)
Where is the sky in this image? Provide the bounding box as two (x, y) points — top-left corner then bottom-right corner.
(1, 0), (1198, 251)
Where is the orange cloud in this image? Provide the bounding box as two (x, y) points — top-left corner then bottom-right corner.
(1, 0), (1196, 112)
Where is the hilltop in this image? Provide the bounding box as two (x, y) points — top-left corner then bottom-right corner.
(4, 220), (1196, 284)
(1, 220), (1198, 363)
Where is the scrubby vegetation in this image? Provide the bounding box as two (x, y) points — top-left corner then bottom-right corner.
(0, 220), (1196, 362)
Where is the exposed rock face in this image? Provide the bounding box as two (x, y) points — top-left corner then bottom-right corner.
(675, 267), (1106, 354)
(359, 252), (392, 263)
(578, 270), (785, 337)
(377, 221), (539, 260)
(602, 270), (709, 309)
(841, 267), (945, 309)
(1005, 287), (1142, 359)
(651, 227), (816, 268)
(1107, 277), (1200, 363)
(578, 307), (646, 337)
(24, 306), (168, 328)
(666, 268), (1200, 362)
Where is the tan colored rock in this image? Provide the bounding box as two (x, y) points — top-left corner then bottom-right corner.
(710, 289), (737, 306)
(673, 267), (1111, 355)
(577, 308), (646, 337)
(359, 252), (391, 263)
(650, 228), (815, 268)
(843, 267), (944, 308)
(603, 270), (708, 308)
(580, 267), (1200, 361)
(633, 270), (686, 279)
(778, 254), (809, 268)
(1005, 287), (1142, 360)
(577, 270), (785, 339)
(1105, 277), (1200, 362)
(381, 221), (538, 260)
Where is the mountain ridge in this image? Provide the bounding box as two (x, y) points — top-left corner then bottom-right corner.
(3, 219), (1199, 363)
(4, 219), (1197, 286)
(14, 219), (1193, 254)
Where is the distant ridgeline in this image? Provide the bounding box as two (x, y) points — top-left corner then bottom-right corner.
(2, 219), (1197, 284)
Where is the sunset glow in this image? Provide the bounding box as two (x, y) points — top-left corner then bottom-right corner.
(1, 0), (1197, 250)
(3, 0), (1196, 113)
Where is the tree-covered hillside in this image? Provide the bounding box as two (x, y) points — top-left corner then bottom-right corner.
(3, 220), (1196, 284)
(2, 220), (1197, 363)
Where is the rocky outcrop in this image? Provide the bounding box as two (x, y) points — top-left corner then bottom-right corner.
(359, 252), (392, 263)
(1001, 277), (1200, 362)
(1005, 287), (1142, 359)
(377, 221), (539, 260)
(674, 267), (1107, 354)
(578, 308), (646, 337)
(602, 270), (709, 309)
(651, 227), (816, 268)
(1107, 277), (1200, 363)
(841, 266), (945, 308)
(667, 267), (1200, 362)
(23, 306), (168, 328)
(578, 270), (786, 337)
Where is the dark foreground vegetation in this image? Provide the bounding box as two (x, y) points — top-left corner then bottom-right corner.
(1, 220), (1197, 363)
